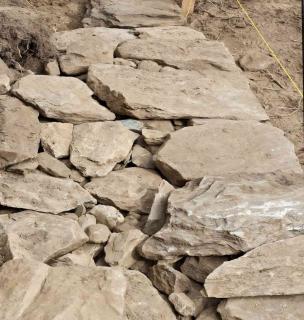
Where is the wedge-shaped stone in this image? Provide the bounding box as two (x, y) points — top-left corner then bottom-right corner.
(0, 96), (40, 168)
(83, 0), (182, 28)
(155, 121), (302, 185)
(88, 64), (268, 121)
(70, 121), (138, 177)
(0, 171), (96, 214)
(218, 296), (304, 320)
(205, 236), (304, 298)
(38, 152), (72, 178)
(12, 75), (115, 124)
(141, 173), (304, 259)
(85, 167), (162, 213)
(0, 211), (88, 262)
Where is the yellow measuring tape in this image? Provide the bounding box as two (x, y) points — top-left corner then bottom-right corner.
(234, 0), (303, 98)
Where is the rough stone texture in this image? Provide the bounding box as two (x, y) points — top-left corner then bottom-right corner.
(85, 167), (163, 213)
(0, 96), (40, 168)
(0, 74), (10, 94)
(119, 119), (143, 133)
(131, 144), (155, 169)
(7, 158), (38, 174)
(0, 211), (88, 262)
(90, 205), (124, 230)
(105, 229), (147, 268)
(142, 119), (174, 133)
(12, 75), (115, 124)
(141, 173), (304, 259)
(40, 122), (73, 159)
(142, 128), (168, 145)
(217, 296), (304, 320)
(78, 214), (96, 231)
(239, 50), (274, 71)
(0, 171), (96, 214)
(205, 236), (304, 298)
(155, 121), (302, 186)
(114, 212), (147, 233)
(196, 306), (221, 320)
(87, 224), (111, 244)
(169, 292), (196, 317)
(45, 60), (61, 75)
(88, 64), (268, 121)
(70, 121), (138, 177)
(38, 152), (71, 178)
(138, 60), (161, 72)
(83, 0), (182, 28)
(0, 223), (11, 266)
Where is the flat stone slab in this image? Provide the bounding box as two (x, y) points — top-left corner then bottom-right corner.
(141, 173), (304, 259)
(83, 0), (182, 28)
(155, 120), (302, 185)
(87, 64), (268, 121)
(0, 171), (96, 214)
(12, 75), (115, 124)
(0, 211), (88, 262)
(70, 121), (138, 177)
(0, 96), (40, 168)
(205, 235), (304, 298)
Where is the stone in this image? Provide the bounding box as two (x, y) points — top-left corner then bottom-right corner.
(119, 118), (144, 133)
(7, 158), (38, 174)
(85, 167), (163, 213)
(88, 64), (268, 121)
(37, 152), (71, 178)
(217, 296), (304, 320)
(40, 122), (73, 159)
(196, 306), (221, 320)
(205, 235), (304, 298)
(45, 60), (60, 75)
(138, 60), (161, 72)
(0, 211), (88, 262)
(83, 0), (182, 28)
(60, 213), (79, 221)
(0, 74), (10, 94)
(78, 214), (96, 231)
(142, 119), (174, 133)
(131, 144), (155, 169)
(105, 229), (147, 268)
(114, 58), (137, 68)
(90, 205), (124, 230)
(12, 75), (115, 124)
(87, 224), (111, 244)
(169, 292), (196, 317)
(239, 50), (274, 71)
(0, 259), (126, 319)
(114, 212), (147, 233)
(0, 171), (96, 214)
(70, 121), (138, 177)
(155, 121), (302, 186)
(0, 223), (11, 266)
(142, 128), (168, 145)
(0, 96), (40, 168)
(0, 58), (10, 76)
(141, 173), (304, 259)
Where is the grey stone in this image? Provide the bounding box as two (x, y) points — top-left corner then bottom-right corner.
(119, 119), (144, 133)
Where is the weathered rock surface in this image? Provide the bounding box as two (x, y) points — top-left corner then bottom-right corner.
(90, 205), (124, 230)
(0, 96), (40, 168)
(218, 296), (304, 320)
(169, 292), (196, 317)
(205, 235), (304, 298)
(88, 64), (268, 121)
(155, 121), (302, 185)
(83, 0), (182, 28)
(70, 121), (138, 177)
(85, 167), (162, 213)
(114, 212), (147, 233)
(40, 122), (73, 158)
(0, 171), (96, 214)
(0, 74), (10, 94)
(12, 75), (115, 124)
(141, 173), (304, 259)
(0, 211), (88, 262)
(87, 224), (111, 244)
(38, 152), (72, 178)
(239, 50), (274, 71)
(0, 223), (11, 266)
(45, 60), (61, 76)
(7, 158), (39, 174)
(142, 128), (168, 145)
(196, 306), (221, 320)
(131, 144), (155, 169)
(78, 214), (96, 231)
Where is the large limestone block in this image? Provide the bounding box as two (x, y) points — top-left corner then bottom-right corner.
(12, 75), (115, 124)
(70, 121), (138, 177)
(217, 296), (304, 320)
(85, 167), (162, 213)
(87, 64), (268, 121)
(83, 0), (182, 28)
(140, 173), (304, 259)
(0, 211), (88, 262)
(205, 236), (304, 298)
(0, 96), (40, 168)
(155, 121), (302, 185)
(0, 171), (96, 214)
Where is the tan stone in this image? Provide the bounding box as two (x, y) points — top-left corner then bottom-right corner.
(138, 60), (161, 72)
(0, 223), (11, 266)
(0, 74), (10, 94)
(142, 119), (174, 133)
(90, 205), (124, 230)
(87, 224), (111, 244)
(169, 292), (196, 317)
(45, 60), (60, 75)
(38, 152), (71, 178)
(196, 306), (221, 320)
(239, 50), (274, 71)
(7, 158), (38, 174)
(142, 128), (168, 145)
(114, 212), (147, 233)
(131, 144), (155, 169)
(78, 214), (96, 231)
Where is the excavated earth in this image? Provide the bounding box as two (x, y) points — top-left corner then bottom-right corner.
(0, 1), (303, 320)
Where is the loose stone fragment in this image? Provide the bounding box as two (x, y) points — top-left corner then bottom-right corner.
(239, 50), (274, 71)
(45, 60), (60, 75)
(138, 60), (161, 72)
(142, 128), (168, 146)
(131, 144), (155, 169)
(119, 119), (144, 133)
(78, 214), (96, 231)
(7, 158), (38, 174)
(0, 223), (11, 266)
(0, 74), (10, 94)
(142, 119), (174, 133)
(87, 224), (111, 244)
(38, 152), (71, 178)
(114, 212), (147, 233)
(196, 306), (221, 320)
(90, 205), (124, 230)
(169, 292), (196, 317)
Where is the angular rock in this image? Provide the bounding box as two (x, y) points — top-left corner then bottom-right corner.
(45, 60), (60, 75)
(83, 0), (182, 28)
(0, 171), (96, 214)
(38, 152), (71, 178)
(142, 128), (168, 145)
(7, 158), (38, 174)
(169, 292), (196, 317)
(40, 122), (73, 159)
(114, 212), (147, 233)
(196, 306), (221, 320)
(88, 64), (268, 121)
(85, 167), (163, 213)
(0, 96), (40, 168)
(205, 236), (304, 298)
(141, 173), (304, 259)
(119, 118), (144, 133)
(0, 211), (88, 262)
(131, 144), (155, 169)
(90, 205), (124, 230)
(12, 75), (115, 124)
(70, 121), (138, 177)
(78, 214), (96, 231)
(0, 74), (10, 94)
(87, 224), (111, 244)
(155, 121), (302, 185)
(138, 60), (161, 72)
(142, 119), (174, 133)
(239, 50), (274, 71)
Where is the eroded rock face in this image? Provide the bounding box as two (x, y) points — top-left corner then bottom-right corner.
(70, 121), (138, 177)
(0, 223), (11, 266)
(205, 236), (304, 298)
(0, 96), (40, 168)
(141, 173), (304, 259)
(12, 75), (115, 124)
(37, 152), (72, 178)
(0, 171), (96, 214)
